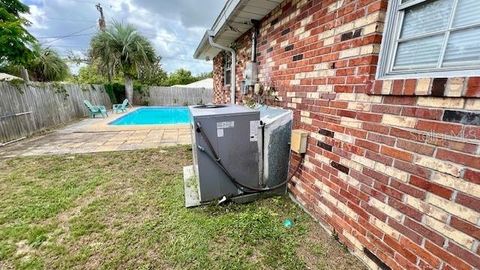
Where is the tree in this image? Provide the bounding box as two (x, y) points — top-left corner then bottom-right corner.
(0, 0), (37, 67)
(74, 61), (168, 87)
(160, 70), (213, 86)
(196, 71), (213, 80)
(71, 62), (123, 84)
(164, 68), (197, 86)
(74, 64), (106, 84)
(89, 22), (157, 101)
(26, 44), (69, 82)
(137, 59), (168, 86)
(1, 44), (70, 82)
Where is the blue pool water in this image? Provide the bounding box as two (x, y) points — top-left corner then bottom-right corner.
(110, 107), (190, 125)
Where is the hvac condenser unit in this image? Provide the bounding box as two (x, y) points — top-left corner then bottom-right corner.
(184, 104), (293, 206)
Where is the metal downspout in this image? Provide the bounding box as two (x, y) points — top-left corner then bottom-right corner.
(208, 31), (236, 104)
(251, 20), (260, 63)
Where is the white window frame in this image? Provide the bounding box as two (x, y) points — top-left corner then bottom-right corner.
(377, 0), (480, 80)
(224, 54), (232, 86)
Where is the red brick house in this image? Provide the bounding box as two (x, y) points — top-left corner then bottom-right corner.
(194, 0), (480, 269)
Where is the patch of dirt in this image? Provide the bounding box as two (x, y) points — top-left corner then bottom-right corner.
(51, 185), (106, 243)
(0, 261), (15, 270)
(15, 240), (34, 257)
(297, 221), (367, 270)
(58, 186), (104, 220)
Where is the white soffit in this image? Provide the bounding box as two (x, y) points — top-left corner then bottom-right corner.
(194, 0), (283, 60)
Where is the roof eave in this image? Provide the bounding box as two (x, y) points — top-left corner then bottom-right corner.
(194, 0), (243, 60)
(193, 32), (209, 60)
(193, 0), (283, 60)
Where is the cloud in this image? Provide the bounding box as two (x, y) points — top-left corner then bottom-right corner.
(21, 0), (225, 75)
(131, 0), (224, 28)
(23, 4), (47, 29)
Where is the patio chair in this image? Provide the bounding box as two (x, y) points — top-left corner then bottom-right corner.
(113, 99), (129, 113)
(83, 100), (108, 118)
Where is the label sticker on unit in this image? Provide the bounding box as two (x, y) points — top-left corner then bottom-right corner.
(217, 121), (234, 129)
(217, 128), (224, 138)
(250, 120), (260, 142)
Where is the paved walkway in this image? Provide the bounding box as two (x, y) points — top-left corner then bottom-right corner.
(0, 108), (191, 158)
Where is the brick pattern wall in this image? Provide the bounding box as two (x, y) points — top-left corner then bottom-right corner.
(212, 0), (480, 269)
(213, 53), (228, 104)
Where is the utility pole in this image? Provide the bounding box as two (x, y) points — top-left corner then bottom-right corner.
(96, 3), (106, 31)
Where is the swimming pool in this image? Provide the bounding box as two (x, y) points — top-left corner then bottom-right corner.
(110, 107), (190, 125)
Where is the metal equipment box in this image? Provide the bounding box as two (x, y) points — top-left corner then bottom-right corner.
(189, 105), (261, 203)
(291, 129), (308, 154)
(243, 61), (258, 86)
(258, 106), (293, 189)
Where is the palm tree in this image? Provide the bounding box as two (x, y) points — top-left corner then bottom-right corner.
(89, 22), (157, 101)
(27, 44), (70, 82)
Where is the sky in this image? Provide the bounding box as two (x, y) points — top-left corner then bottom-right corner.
(21, 0), (225, 75)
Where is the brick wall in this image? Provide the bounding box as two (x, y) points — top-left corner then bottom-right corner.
(212, 0), (480, 269)
(213, 53), (228, 104)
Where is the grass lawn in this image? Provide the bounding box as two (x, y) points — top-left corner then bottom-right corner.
(0, 146), (365, 270)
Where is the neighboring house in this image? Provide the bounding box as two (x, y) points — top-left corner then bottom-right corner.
(173, 78), (214, 89)
(194, 0), (480, 269)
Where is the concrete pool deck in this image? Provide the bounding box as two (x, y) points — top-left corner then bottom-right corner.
(0, 107), (192, 158)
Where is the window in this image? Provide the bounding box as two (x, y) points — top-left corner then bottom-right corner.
(224, 54), (232, 85)
(377, 0), (480, 79)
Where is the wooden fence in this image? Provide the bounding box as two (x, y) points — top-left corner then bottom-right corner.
(0, 82), (111, 144)
(148, 86), (212, 106)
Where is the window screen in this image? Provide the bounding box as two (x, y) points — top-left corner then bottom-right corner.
(377, 0), (480, 79)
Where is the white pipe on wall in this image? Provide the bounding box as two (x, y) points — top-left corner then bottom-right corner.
(207, 31), (236, 104)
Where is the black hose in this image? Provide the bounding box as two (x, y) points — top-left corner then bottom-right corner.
(268, 155), (304, 190)
(195, 122), (304, 193)
(196, 145), (262, 192)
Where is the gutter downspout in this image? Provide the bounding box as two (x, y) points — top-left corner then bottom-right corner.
(251, 20), (260, 63)
(208, 31), (236, 104)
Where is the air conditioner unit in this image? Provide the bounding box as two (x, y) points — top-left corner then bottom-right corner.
(184, 104), (293, 207)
